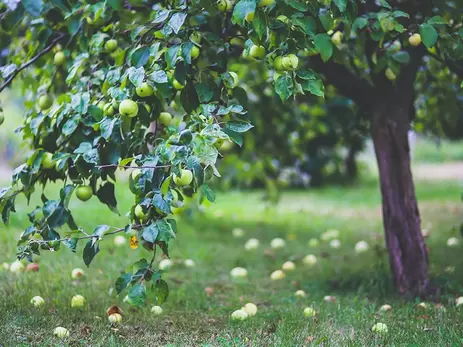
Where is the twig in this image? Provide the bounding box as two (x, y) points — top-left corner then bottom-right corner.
(96, 164), (172, 170)
(0, 33), (67, 93)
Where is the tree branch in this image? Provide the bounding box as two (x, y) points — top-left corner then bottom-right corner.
(310, 57), (376, 110)
(395, 46), (426, 105)
(0, 33), (66, 93)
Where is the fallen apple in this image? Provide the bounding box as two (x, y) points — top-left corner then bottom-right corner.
(244, 238), (260, 250)
(108, 313), (123, 324)
(242, 303), (257, 316)
(71, 268), (85, 279)
(303, 254), (318, 266)
(151, 305), (163, 315)
(31, 296), (45, 307)
(354, 241), (369, 253)
(10, 260), (24, 273)
(372, 322), (388, 334)
(159, 258), (173, 271)
(295, 290), (306, 297)
(231, 309), (248, 321)
(71, 295), (85, 308)
(270, 269), (285, 280)
(232, 228), (245, 238)
(230, 267), (248, 278)
(113, 235), (127, 247)
(184, 259), (196, 267)
(270, 238), (286, 249)
(282, 261), (296, 271)
(303, 307), (316, 317)
(53, 327), (70, 338)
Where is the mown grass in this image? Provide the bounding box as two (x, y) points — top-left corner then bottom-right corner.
(0, 178), (462, 346)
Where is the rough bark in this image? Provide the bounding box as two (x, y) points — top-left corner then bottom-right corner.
(371, 101), (430, 297)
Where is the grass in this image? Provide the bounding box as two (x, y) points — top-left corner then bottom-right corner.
(0, 177), (462, 346)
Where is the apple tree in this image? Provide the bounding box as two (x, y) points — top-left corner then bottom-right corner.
(0, 0), (462, 299)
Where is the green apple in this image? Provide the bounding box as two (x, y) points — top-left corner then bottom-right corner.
(119, 99), (139, 117)
(97, 100), (106, 110)
(38, 95), (53, 110)
(245, 11), (255, 22)
(136, 82), (154, 97)
(387, 40), (401, 53)
(331, 31), (343, 46)
(385, 68), (396, 81)
(258, 0), (275, 6)
(75, 185), (93, 201)
(250, 44), (266, 59)
(229, 72), (239, 88)
(190, 31), (201, 44)
(173, 169), (194, 186)
(105, 39), (118, 52)
(190, 45), (200, 59)
(54, 51), (65, 65)
(103, 103), (114, 116)
(409, 33), (422, 47)
(217, 0), (232, 12)
(41, 152), (55, 169)
(134, 204), (147, 220)
(158, 112), (172, 127)
(71, 295), (85, 308)
(0, 114), (4, 126)
(173, 79), (185, 90)
(230, 37), (244, 47)
(273, 56), (285, 71)
(214, 138), (225, 148)
(108, 313), (122, 324)
(282, 54), (299, 71)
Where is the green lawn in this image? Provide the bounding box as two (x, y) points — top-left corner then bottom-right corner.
(0, 179), (462, 346)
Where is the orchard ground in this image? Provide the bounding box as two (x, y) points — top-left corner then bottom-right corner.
(0, 162), (462, 346)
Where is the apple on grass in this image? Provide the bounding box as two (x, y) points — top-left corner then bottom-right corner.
(108, 313), (123, 324)
(282, 261), (295, 271)
(184, 259), (195, 267)
(231, 309), (248, 321)
(151, 306), (163, 315)
(159, 258), (173, 271)
(372, 323), (388, 334)
(230, 267), (248, 278)
(113, 235), (127, 247)
(71, 295), (85, 308)
(26, 263), (40, 272)
(303, 254), (317, 266)
(71, 268), (85, 279)
(31, 296), (45, 307)
(270, 270), (285, 280)
(303, 307), (316, 317)
(232, 228), (245, 238)
(242, 303), (258, 316)
(53, 327), (69, 338)
(270, 238), (286, 249)
(295, 290), (306, 297)
(379, 304), (392, 312)
(10, 260), (24, 273)
(456, 297), (463, 307)
(244, 238), (260, 250)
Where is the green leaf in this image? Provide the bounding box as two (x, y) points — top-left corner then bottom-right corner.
(63, 238), (78, 253)
(150, 70), (168, 84)
(152, 279), (169, 305)
(107, 0), (123, 10)
(115, 273), (132, 294)
(286, 0), (309, 11)
(128, 284), (146, 306)
(21, 0), (43, 17)
(314, 34), (333, 62)
(83, 148), (99, 165)
(142, 223), (159, 243)
(352, 17), (368, 34)
(222, 129), (243, 147)
(378, 0), (392, 9)
(275, 74), (293, 101)
(156, 219), (176, 243)
(194, 83), (213, 103)
(97, 183), (119, 214)
(291, 14), (316, 36)
(300, 78), (325, 97)
(427, 16), (447, 25)
(333, 0), (347, 12)
(232, 0), (256, 26)
(153, 9), (171, 24)
(201, 184), (216, 203)
(392, 51), (410, 64)
(62, 116), (80, 136)
(296, 69), (317, 80)
(128, 67), (145, 88)
(131, 46), (150, 68)
(93, 225), (110, 239)
(253, 10), (267, 40)
(83, 239), (100, 267)
(226, 121), (254, 133)
(168, 12), (187, 34)
(419, 24), (438, 48)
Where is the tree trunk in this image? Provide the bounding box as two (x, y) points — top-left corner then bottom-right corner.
(371, 102), (431, 297)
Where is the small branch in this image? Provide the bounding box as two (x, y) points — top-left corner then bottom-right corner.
(310, 57), (376, 110)
(0, 33), (67, 93)
(96, 164), (172, 170)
